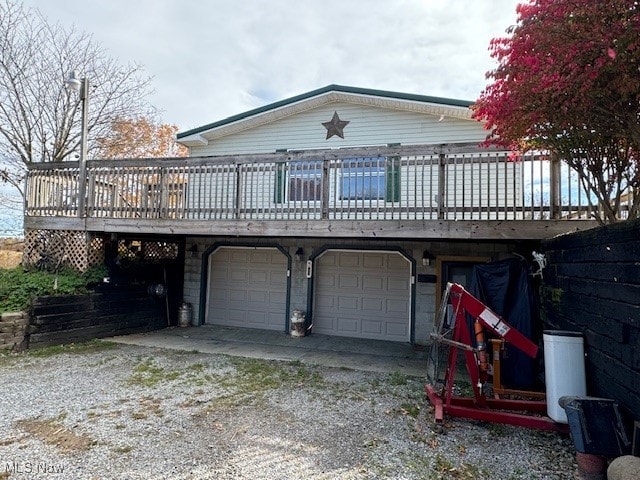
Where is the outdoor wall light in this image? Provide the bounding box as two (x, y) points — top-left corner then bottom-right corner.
(189, 244), (199, 258)
(295, 247), (304, 261)
(422, 250), (436, 266)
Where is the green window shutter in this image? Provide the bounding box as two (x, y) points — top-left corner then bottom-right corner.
(274, 151), (289, 204)
(386, 156), (400, 202)
(274, 163), (286, 204)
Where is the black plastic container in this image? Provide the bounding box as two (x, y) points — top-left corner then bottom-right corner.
(559, 396), (631, 457)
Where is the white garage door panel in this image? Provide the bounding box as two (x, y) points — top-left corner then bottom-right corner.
(269, 291), (286, 304)
(229, 251), (248, 262)
(315, 295), (336, 308)
(207, 247), (287, 331)
(248, 290), (267, 303)
(363, 276), (384, 291)
(269, 272), (286, 286)
(387, 298), (409, 313)
(228, 309), (250, 322)
(338, 296), (359, 310)
(317, 276), (337, 288)
(388, 276), (409, 291)
(245, 310), (267, 324)
(363, 255), (384, 268)
(339, 274), (359, 288)
(362, 321), (383, 335)
(315, 314), (335, 330)
(386, 323), (408, 336)
(229, 289), (248, 302)
(362, 298), (384, 313)
(250, 271), (268, 283)
(314, 251), (410, 342)
(230, 270), (248, 282)
(337, 318), (358, 333)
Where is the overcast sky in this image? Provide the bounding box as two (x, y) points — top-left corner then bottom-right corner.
(23, 0), (521, 133)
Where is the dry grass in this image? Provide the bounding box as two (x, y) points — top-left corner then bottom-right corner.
(0, 239), (23, 251)
(15, 418), (94, 453)
(0, 238), (23, 270)
(0, 250), (21, 269)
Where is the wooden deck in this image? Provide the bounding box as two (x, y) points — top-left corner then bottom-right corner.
(24, 144), (602, 240)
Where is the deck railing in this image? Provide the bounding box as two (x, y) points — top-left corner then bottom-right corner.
(25, 144), (603, 222)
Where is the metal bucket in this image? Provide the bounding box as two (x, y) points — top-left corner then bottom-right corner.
(290, 310), (306, 337)
(178, 302), (192, 328)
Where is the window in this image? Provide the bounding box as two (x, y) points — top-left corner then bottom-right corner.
(273, 157), (400, 204)
(288, 161), (322, 201)
(341, 158), (385, 200)
(341, 157), (400, 202)
(274, 161), (322, 203)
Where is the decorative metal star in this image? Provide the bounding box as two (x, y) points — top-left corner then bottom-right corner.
(322, 111), (350, 139)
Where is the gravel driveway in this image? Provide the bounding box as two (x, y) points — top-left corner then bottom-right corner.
(0, 341), (576, 479)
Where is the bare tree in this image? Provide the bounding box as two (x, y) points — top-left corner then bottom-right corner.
(0, 0), (154, 195)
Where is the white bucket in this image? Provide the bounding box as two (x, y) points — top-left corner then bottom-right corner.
(543, 330), (586, 423)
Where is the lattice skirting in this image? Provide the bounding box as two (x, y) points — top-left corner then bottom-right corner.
(116, 239), (180, 262)
(24, 229), (105, 272)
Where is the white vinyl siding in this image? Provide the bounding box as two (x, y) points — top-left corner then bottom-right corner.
(443, 156), (523, 220)
(189, 103), (486, 157)
(183, 165), (238, 219)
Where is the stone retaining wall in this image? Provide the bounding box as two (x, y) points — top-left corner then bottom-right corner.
(0, 311), (28, 351)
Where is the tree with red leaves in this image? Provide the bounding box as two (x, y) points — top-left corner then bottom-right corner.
(473, 0), (640, 223)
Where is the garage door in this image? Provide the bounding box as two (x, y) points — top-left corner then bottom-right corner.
(313, 251), (410, 342)
(206, 247), (287, 331)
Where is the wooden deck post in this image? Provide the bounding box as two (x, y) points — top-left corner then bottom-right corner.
(437, 152), (446, 220)
(234, 164), (242, 219)
(550, 154), (561, 219)
(321, 158), (330, 220)
(160, 167), (169, 219)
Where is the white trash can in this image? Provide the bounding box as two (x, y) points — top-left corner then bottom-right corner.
(543, 330), (586, 423)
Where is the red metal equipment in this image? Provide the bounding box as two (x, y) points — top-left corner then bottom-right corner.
(425, 283), (567, 432)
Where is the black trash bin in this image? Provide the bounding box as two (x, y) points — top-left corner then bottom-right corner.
(558, 396), (631, 457)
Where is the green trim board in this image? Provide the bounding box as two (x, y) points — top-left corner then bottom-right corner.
(386, 157), (401, 203)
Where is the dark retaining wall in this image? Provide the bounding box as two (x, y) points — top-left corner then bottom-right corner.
(28, 287), (166, 347)
(541, 218), (640, 420)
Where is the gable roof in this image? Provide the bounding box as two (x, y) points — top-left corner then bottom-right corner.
(177, 84), (475, 147)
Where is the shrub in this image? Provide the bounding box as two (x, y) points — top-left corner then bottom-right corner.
(0, 267), (94, 313)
